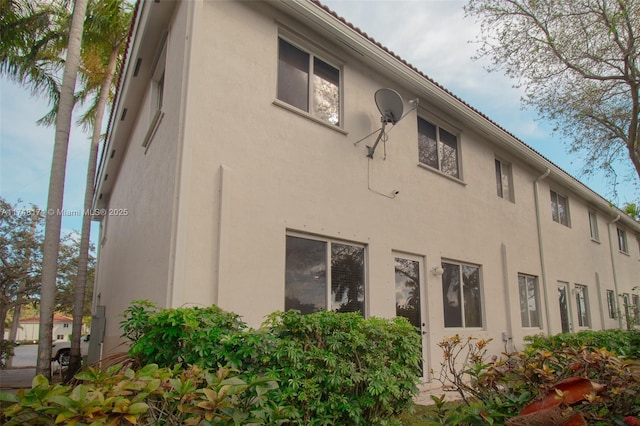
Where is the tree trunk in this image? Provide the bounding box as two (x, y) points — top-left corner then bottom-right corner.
(66, 45), (119, 379)
(37, 0), (88, 379)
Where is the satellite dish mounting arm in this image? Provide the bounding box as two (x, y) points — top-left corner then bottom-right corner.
(367, 119), (388, 158)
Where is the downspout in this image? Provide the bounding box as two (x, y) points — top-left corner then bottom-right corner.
(534, 168), (552, 334)
(607, 214), (623, 329)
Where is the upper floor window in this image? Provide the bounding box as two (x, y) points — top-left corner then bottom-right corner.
(588, 210), (599, 241)
(418, 117), (459, 178)
(495, 158), (513, 201)
(285, 234), (365, 316)
(518, 274), (540, 328)
(142, 33), (167, 149)
(277, 38), (340, 126)
(574, 284), (590, 328)
(550, 190), (570, 226)
(441, 261), (482, 328)
(617, 227), (628, 253)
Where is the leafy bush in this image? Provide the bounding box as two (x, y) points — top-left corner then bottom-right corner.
(0, 364), (288, 425)
(120, 302), (422, 425)
(263, 310), (421, 424)
(433, 334), (640, 425)
(524, 329), (640, 357)
(0, 339), (17, 369)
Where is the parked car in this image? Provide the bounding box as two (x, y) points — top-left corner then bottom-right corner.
(51, 334), (90, 365)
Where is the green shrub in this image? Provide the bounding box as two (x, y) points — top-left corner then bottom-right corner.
(0, 364), (289, 425)
(263, 310), (421, 425)
(434, 334), (640, 425)
(524, 329), (640, 357)
(0, 339), (17, 369)
(120, 302), (422, 425)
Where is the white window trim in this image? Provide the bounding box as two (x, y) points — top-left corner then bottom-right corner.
(606, 289), (617, 319)
(285, 231), (367, 316)
(550, 189), (571, 227)
(588, 209), (600, 242)
(617, 227), (629, 254)
(574, 284), (591, 329)
(143, 31), (168, 151)
(417, 115), (465, 183)
(518, 274), (542, 329)
(441, 259), (484, 329)
(495, 157), (515, 202)
(275, 33), (344, 129)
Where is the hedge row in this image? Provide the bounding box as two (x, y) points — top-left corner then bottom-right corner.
(122, 302), (422, 424)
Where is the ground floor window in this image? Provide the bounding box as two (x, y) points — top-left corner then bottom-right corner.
(518, 274), (541, 328)
(607, 290), (616, 319)
(441, 261), (483, 328)
(285, 234), (365, 316)
(575, 284), (590, 328)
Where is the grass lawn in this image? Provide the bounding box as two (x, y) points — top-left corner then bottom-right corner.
(396, 402), (466, 425)
(396, 404), (438, 425)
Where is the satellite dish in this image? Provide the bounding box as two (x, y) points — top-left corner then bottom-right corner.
(375, 88), (404, 124)
(367, 88), (405, 158)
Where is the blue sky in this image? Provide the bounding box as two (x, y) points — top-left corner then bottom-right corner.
(322, 0), (639, 205)
(1, 78), (100, 240)
(0, 0), (637, 241)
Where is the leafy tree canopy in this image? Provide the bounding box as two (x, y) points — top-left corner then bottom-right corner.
(465, 0), (640, 199)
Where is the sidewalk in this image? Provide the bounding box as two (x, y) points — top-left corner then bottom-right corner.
(0, 367), (36, 395)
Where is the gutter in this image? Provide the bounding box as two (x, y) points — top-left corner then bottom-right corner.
(269, 1), (640, 235)
(534, 168), (552, 334)
(607, 214), (623, 329)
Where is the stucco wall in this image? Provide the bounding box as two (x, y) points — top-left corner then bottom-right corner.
(94, 1), (190, 354)
(95, 0), (640, 379)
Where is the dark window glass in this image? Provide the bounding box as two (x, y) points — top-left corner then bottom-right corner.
(418, 118), (438, 169)
(285, 236), (326, 314)
(439, 128), (459, 178)
(285, 236), (365, 316)
(331, 243), (365, 315)
(278, 39), (309, 112)
(418, 117), (458, 177)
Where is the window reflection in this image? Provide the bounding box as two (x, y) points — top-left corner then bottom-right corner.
(285, 236), (326, 314)
(285, 236), (365, 316)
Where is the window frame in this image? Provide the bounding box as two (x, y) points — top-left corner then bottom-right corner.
(142, 32), (167, 149)
(574, 284), (590, 328)
(276, 36), (343, 128)
(441, 260), (483, 329)
(617, 227), (628, 253)
(417, 116), (462, 180)
(284, 233), (366, 316)
(495, 158), (514, 202)
(588, 209), (599, 241)
(550, 189), (570, 227)
(518, 274), (541, 328)
(606, 289), (617, 319)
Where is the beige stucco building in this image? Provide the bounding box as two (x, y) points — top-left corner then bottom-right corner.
(92, 0), (640, 381)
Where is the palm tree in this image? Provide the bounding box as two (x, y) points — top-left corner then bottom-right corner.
(37, 0), (89, 379)
(0, 0), (67, 99)
(65, 0), (132, 378)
